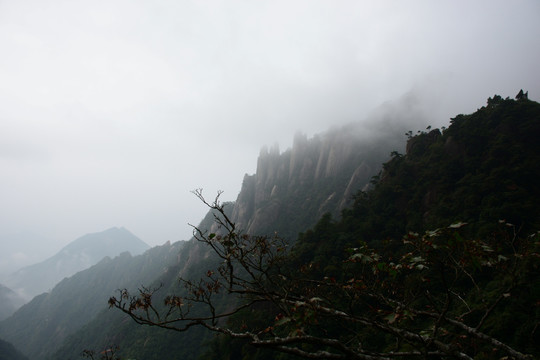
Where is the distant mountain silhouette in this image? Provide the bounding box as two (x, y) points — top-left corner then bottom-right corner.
(49, 114), (410, 360)
(0, 231), (55, 279)
(4, 227), (149, 301)
(0, 241), (183, 360)
(0, 284), (24, 321)
(4, 94), (538, 360)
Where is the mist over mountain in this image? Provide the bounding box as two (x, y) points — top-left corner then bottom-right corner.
(0, 240), (182, 360)
(230, 129), (391, 240)
(49, 106), (434, 359)
(1, 94), (538, 360)
(0, 284), (24, 321)
(0, 1), (538, 358)
(3, 107), (405, 360)
(197, 94), (540, 360)
(4, 227), (149, 301)
(0, 231), (56, 280)
(229, 88), (433, 240)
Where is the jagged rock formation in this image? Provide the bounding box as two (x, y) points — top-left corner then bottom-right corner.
(43, 119), (410, 360)
(0, 97), (430, 360)
(230, 124), (404, 240)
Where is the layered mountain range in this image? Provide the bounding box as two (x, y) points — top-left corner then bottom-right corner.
(4, 227), (150, 301)
(0, 240), (181, 360)
(0, 284), (24, 321)
(1, 94), (538, 360)
(0, 112), (407, 360)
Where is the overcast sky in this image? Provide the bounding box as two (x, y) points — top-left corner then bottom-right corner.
(1, 0), (539, 272)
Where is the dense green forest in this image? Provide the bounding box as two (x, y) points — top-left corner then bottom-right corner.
(108, 95), (540, 359)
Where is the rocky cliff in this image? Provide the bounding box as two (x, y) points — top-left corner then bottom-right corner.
(229, 122), (406, 240)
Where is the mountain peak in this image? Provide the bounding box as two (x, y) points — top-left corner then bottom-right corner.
(5, 227), (150, 301)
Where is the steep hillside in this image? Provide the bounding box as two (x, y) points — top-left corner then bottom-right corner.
(286, 95), (540, 275)
(50, 120), (407, 360)
(6, 95), (534, 360)
(353, 94), (540, 239)
(228, 87), (431, 241)
(0, 284), (24, 321)
(0, 338), (28, 360)
(230, 125), (405, 240)
(0, 240), (183, 360)
(199, 95), (540, 359)
(5, 227), (150, 301)
(52, 206), (236, 360)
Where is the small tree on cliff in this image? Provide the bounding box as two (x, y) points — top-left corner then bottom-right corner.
(109, 190), (538, 359)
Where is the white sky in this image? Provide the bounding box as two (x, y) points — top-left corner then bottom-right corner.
(1, 0), (539, 271)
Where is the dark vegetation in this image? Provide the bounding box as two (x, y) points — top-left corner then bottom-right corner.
(0, 241), (184, 360)
(109, 95), (540, 359)
(0, 338), (29, 360)
(1, 94), (537, 360)
(48, 121), (401, 360)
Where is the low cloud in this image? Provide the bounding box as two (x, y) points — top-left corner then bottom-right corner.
(0, 0), (538, 254)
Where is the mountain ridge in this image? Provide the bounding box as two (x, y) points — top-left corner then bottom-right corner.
(0, 284), (24, 321)
(47, 111), (418, 360)
(5, 227), (150, 301)
(0, 240), (182, 360)
(3, 94), (537, 360)
(198, 94), (540, 359)
(229, 122), (407, 241)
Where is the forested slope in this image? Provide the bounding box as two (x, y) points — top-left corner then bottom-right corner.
(6, 95), (538, 360)
(0, 241), (183, 360)
(53, 120), (405, 360)
(0, 338), (28, 360)
(199, 95), (540, 359)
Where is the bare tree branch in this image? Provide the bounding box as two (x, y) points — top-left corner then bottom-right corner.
(108, 192), (538, 360)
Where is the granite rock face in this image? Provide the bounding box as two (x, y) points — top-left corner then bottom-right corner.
(229, 123), (404, 240)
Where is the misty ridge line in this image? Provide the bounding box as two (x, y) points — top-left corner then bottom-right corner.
(0, 85), (526, 287)
(0, 86), (441, 277)
(0, 87), (436, 302)
(1, 92), (538, 360)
